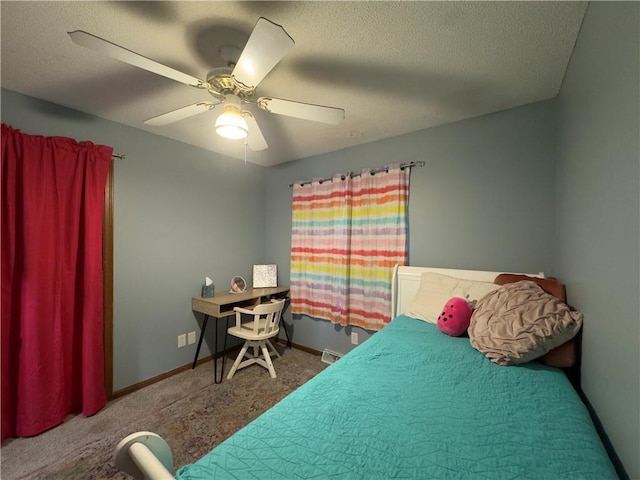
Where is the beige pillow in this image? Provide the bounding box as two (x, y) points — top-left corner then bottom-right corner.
(405, 272), (499, 323)
(469, 281), (583, 365)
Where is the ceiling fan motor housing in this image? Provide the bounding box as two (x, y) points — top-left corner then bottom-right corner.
(206, 67), (256, 103)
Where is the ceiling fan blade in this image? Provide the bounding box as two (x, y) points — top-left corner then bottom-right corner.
(243, 114), (268, 151)
(144, 101), (219, 126)
(257, 97), (345, 125)
(68, 30), (208, 88)
(232, 18), (294, 90)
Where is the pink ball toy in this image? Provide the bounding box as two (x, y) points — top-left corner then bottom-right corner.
(437, 297), (473, 337)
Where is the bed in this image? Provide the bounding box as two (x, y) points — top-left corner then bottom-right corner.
(115, 265), (618, 479)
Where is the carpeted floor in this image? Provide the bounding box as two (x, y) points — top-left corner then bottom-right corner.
(1, 347), (326, 479)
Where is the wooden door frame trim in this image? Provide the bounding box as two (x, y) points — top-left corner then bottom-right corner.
(103, 161), (114, 399)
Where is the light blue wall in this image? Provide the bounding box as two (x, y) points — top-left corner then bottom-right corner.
(1, 89), (266, 390)
(265, 100), (558, 355)
(556, 2), (639, 478)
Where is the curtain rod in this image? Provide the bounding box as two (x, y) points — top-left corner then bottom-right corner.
(112, 153), (125, 160)
(287, 161), (425, 188)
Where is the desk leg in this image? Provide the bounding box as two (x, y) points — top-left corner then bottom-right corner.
(192, 314), (209, 369)
(213, 317), (229, 384)
(281, 321), (292, 349)
(281, 300), (292, 349)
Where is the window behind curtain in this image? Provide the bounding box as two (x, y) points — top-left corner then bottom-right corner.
(290, 164), (409, 330)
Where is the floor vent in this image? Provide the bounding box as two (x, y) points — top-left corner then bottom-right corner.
(321, 349), (343, 365)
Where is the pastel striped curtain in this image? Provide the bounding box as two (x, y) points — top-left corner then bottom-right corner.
(290, 164), (409, 330)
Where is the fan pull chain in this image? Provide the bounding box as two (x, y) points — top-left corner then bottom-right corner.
(244, 137), (248, 165)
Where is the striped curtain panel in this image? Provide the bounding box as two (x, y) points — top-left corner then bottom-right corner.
(290, 164), (409, 330)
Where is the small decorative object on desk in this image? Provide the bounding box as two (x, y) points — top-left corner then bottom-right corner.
(253, 264), (277, 288)
(230, 276), (247, 293)
(201, 276), (215, 298)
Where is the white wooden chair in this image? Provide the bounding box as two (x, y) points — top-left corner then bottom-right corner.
(227, 299), (286, 379)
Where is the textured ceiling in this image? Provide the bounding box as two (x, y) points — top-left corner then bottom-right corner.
(1, 1), (587, 166)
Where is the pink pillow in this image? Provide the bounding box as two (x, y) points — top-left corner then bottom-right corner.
(437, 297), (473, 337)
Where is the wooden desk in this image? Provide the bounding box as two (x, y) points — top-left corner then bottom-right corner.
(191, 287), (290, 383)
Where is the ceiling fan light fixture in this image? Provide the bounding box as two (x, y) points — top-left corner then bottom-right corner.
(215, 106), (248, 140)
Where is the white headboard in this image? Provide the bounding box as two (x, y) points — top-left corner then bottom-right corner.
(391, 265), (545, 319)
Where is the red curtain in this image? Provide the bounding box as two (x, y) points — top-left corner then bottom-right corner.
(1, 124), (112, 441)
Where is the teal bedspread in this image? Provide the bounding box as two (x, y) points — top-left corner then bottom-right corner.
(175, 316), (617, 479)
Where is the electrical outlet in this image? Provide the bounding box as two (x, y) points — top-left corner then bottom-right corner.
(187, 331), (196, 345)
(351, 332), (359, 345)
(177, 334), (186, 348)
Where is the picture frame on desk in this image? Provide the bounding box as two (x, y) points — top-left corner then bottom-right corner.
(253, 264), (277, 288)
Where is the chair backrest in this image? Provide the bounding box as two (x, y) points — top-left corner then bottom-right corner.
(251, 299), (285, 337)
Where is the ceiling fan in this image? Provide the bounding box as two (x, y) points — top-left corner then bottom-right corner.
(68, 18), (345, 151)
